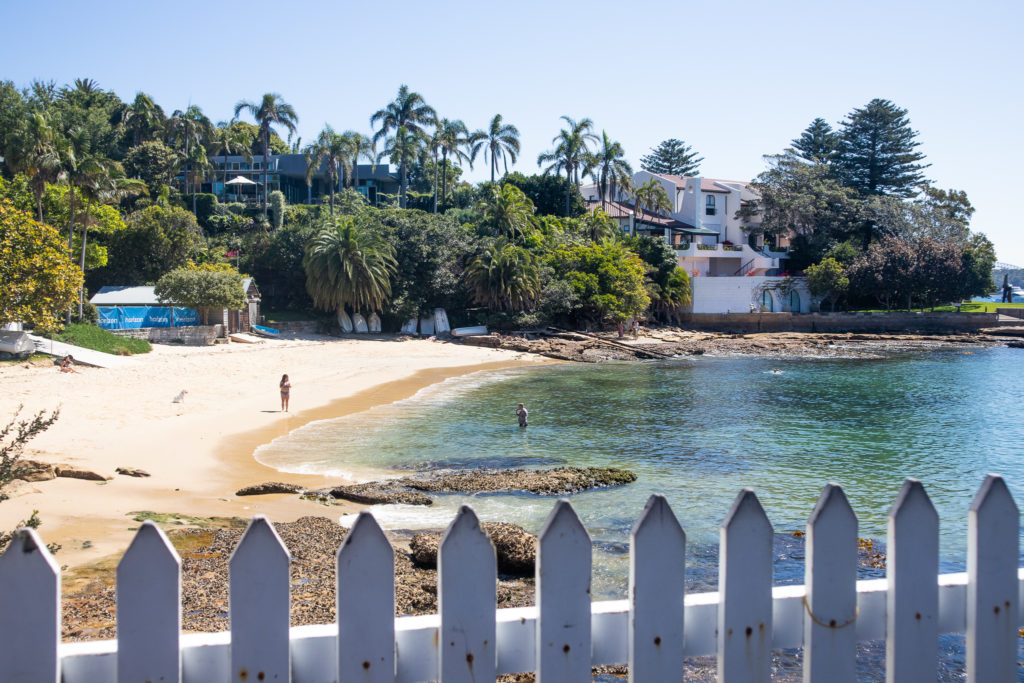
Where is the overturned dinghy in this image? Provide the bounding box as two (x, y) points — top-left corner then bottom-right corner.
(368, 312), (382, 333)
(251, 324), (279, 337)
(0, 331), (33, 359)
(419, 315), (435, 336)
(433, 308), (450, 336)
(352, 313), (368, 333)
(401, 318), (418, 334)
(337, 310), (354, 333)
(452, 326), (488, 338)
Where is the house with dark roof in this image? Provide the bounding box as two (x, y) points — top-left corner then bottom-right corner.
(195, 154), (400, 206)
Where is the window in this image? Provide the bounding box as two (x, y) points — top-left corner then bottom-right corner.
(705, 195), (716, 216)
(254, 162), (261, 170)
(231, 162), (240, 171)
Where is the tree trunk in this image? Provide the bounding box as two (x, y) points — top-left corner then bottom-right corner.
(328, 168), (335, 216)
(399, 154), (408, 209)
(78, 201), (90, 320)
(441, 152), (449, 208)
(222, 152), (228, 201)
(565, 172), (571, 217)
(490, 151), (495, 185)
(262, 128), (269, 216)
(433, 150), (439, 214)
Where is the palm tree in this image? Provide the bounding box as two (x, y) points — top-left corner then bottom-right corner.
(472, 114), (520, 184)
(166, 105), (213, 210)
(590, 131), (632, 207)
(209, 122), (253, 201)
(477, 184), (535, 241)
(370, 85), (436, 208)
(464, 237), (540, 311)
(341, 131), (375, 193)
(629, 178), (672, 233)
(433, 118), (475, 208)
(537, 116), (598, 217)
(8, 112), (63, 221)
(120, 92), (165, 147)
(233, 93), (299, 215)
(378, 126), (424, 201)
(303, 215), (398, 319)
(304, 126), (350, 216)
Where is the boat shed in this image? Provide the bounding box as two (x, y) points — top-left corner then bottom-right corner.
(90, 278), (260, 332)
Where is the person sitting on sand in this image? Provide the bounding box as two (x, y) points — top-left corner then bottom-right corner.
(280, 374), (291, 412)
(59, 355), (79, 374)
(516, 403), (528, 428)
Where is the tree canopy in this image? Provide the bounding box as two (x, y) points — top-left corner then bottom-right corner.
(640, 139), (703, 177)
(154, 266), (245, 324)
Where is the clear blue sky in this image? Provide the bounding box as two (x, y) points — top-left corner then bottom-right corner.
(4, 0), (1022, 264)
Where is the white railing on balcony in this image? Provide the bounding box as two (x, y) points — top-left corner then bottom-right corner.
(1, 476), (1021, 682)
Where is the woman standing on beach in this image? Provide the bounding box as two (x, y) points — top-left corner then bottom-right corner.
(280, 374), (291, 412)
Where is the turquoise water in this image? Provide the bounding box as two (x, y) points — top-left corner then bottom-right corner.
(257, 347), (1024, 597)
(256, 348), (1024, 679)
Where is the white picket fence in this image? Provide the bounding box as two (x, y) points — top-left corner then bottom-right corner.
(1, 475), (1021, 682)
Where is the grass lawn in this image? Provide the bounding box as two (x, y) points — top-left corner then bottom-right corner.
(53, 324), (151, 355)
(849, 302), (1024, 314)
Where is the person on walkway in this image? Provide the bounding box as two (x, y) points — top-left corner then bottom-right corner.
(516, 403), (528, 428)
(280, 374), (291, 412)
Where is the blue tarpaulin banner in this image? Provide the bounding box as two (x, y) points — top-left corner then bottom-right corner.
(96, 306), (200, 330)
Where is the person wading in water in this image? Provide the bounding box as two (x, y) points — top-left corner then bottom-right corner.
(516, 403), (529, 428)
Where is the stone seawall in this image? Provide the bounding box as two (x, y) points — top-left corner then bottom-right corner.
(678, 312), (999, 334)
(110, 325), (223, 345)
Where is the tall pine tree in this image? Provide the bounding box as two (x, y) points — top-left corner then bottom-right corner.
(640, 139), (703, 176)
(791, 118), (840, 164)
(837, 99), (929, 198)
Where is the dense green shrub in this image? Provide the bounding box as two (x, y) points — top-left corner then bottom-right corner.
(185, 193), (218, 229)
(268, 191), (286, 230)
(76, 300), (99, 325)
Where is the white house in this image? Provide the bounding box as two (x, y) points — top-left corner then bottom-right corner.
(582, 171), (810, 313)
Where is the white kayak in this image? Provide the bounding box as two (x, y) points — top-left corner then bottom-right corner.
(401, 318), (418, 334)
(352, 313), (368, 333)
(433, 308), (450, 335)
(419, 316), (435, 336)
(368, 312), (382, 333)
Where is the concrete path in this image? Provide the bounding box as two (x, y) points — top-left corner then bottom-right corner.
(27, 335), (138, 368)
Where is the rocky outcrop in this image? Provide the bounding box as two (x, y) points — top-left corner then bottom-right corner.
(54, 466), (111, 482)
(12, 459), (56, 482)
(235, 482), (303, 496)
(327, 483), (433, 506)
(398, 467), (637, 495)
(116, 467), (151, 478)
(409, 522), (536, 576)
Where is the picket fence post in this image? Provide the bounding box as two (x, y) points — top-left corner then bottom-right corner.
(117, 520), (182, 683)
(629, 494), (685, 682)
(439, 505), (497, 682)
(537, 499), (591, 683)
(967, 474), (1019, 682)
(886, 478), (938, 683)
(337, 510), (395, 682)
(718, 488), (773, 683)
(804, 483), (857, 683)
(229, 515), (291, 683)
(0, 528), (60, 683)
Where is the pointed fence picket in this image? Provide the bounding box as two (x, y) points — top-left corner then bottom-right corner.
(966, 474), (1019, 682)
(7, 477), (1024, 682)
(719, 488), (773, 683)
(886, 478), (938, 683)
(337, 510), (394, 683)
(117, 520), (181, 683)
(804, 483), (857, 683)
(537, 499), (592, 683)
(229, 515), (291, 683)
(629, 494), (685, 682)
(439, 505), (497, 682)
(0, 528), (60, 683)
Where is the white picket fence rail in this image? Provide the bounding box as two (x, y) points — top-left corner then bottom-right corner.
(1, 475), (1021, 682)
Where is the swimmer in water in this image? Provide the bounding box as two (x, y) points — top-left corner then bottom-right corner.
(516, 403), (528, 427)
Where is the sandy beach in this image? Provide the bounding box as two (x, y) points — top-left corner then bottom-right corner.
(0, 334), (546, 567)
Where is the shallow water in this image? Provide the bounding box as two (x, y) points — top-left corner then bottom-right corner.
(256, 348), (1024, 680)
